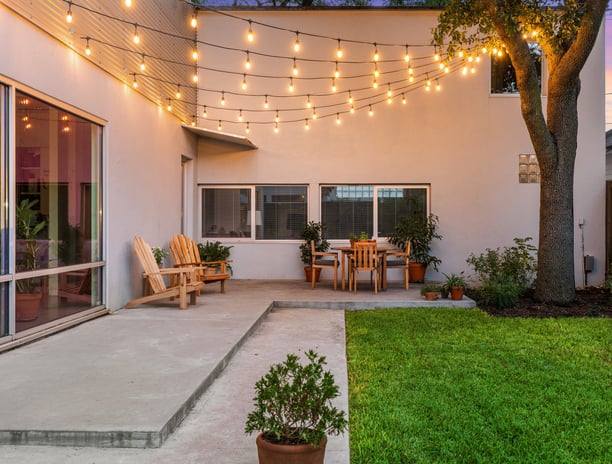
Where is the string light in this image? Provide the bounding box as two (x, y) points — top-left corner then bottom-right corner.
(336, 113), (341, 125)
(167, 99), (172, 111)
(436, 79), (441, 91)
(242, 74), (248, 90)
(373, 43), (380, 62)
(387, 84), (393, 103)
(369, 105), (374, 117)
(247, 20), (254, 42)
(425, 74), (431, 91)
(306, 95), (312, 108)
(304, 118), (310, 130)
(85, 37), (91, 56)
(312, 107), (318, 120)
(275, 110), (280, 123)
(175, 84), (182, 99)
(433, 45), (440, 61)
(402, 93), (407, 104)
(274, 122), (279, 133)
(190, 11), (198, 28)
(264, 95), (269, 109)
(140, 54), (146, 71)
(191, 115), (196, 126)
(202, 106), (207, 118)
(125, 0), (132, 6)
(372, 79), (378, 89)
(336, 39), (343, 59)
(292, 58), (299, 76)
(348, 91), (353, 105)
(331, 78), (337, 92)
(334, 62), (340, 79)
(132, 74), (138, 88)
(404, 45), (410, 62)
(192, 68), (198, 82)
(373, 63), (380, 78)
(133, 24), (140, 44)
(221, 91), (226, 105)
(238, 109), (243, 122)
(293, 32), (300, 52)
(289, 77), (294, 93)
(350, 104), (355, 114)
(66, 1), (73, 23)
(245, 51), (252, 70)
(245, 122), (250, 133)
(192, 42), (199, 60)
(218, 120), (223, 131)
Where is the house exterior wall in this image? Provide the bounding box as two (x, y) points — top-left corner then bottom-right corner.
(196, 10), (605, 285)
(0, 6), (197, 310)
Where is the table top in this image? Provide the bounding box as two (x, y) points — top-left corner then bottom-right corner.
(331, 244), (398, 252)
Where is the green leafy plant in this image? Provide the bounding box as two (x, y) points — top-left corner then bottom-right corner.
(478, 276), (521, 310)
(197, 240), (233, 272)
(151, 247), (169, 266)
(466, 237), (537, 296)
(16, 198), (46, 293)
(349, 231), (369, 242)
(443, 272), (467, 289)
(299, 221), (330, 266)
(388, 213), (442, 270)
(245, 349), (348, 447)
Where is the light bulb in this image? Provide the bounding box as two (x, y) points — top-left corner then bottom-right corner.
(274, 122), (279, 133)
(191, 13), (197, 28)
(293, 58), (299, 76)
(369, 105), (374, 117)
(176, 85), (181, 99)
(85, 38), (91, 56)
(192, 48), (199, 60)
(331, 78), (337, 92)
(462, 66), (468, 75)
(458, 50), (465, 58)
(247, 21), (254, 42)
(218, 121), (222, 131)
(167, 100), (172, 111)
(202, 106), (207, 118)
(238, 110), (243, 122)
(350, 105), (355, 114)
(304, 119), (310, 130)
(140, 55), (146, 71)
(373, 44), (379, 62)
(245, 122), (250, 133)
(436, 80), (441, 91)
(336, 39), (343, 59)
(336, 113), (341, 125)
(66, 2), (73, 23)
(242, 75), (248, 90)
(402, 93), (407, 104)
(334, 62), (340, 79)
(408, 75), (414, 83)
(306, 95), (312, 108)
(221, 92), (226, 105)
(348, 92), (353, 105)
(133, 24), (140, 44)
(372, 79), (378, 89)
(132, 77), (138, 88)
(312, 108), (317, 120)
(404, 46), (410, 62)
(264, 95), (269, 109)
(289, 78), (294, 93)
(294, 33), (300, 52)
(125, 0), (132, 6)
(193, 72), (198, 83)
(245, 52), (251, 70)
(191, 116), (196, 127)
(374, 64), (380, 78)
(275, 110), (280, 123)
(387, 84), (392, 98)
(408, 65), (413, 75)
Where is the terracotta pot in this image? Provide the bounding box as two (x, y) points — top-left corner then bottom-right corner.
(409, 262), (427, 283)
(450, 286), (464, 301)
(304, 266), (321, 283)
(256, 433), (327, 464)
(424, 291), (438, 301)
(16, 293), (42, 322)
(204, 267), (217, 276)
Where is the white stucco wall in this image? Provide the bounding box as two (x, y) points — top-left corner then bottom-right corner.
(195, 10), (606, 285)
(1, 6), (197, 309)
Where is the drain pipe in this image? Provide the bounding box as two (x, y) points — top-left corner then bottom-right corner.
(579, 218), (586, 287)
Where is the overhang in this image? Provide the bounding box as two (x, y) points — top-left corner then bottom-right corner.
(181, 124), (257, 150)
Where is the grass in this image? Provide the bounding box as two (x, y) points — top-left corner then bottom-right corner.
(345, 308), (612, 464)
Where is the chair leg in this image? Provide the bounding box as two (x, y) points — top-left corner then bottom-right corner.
(333, 265), (337, 290)
(311, 267), (316, 289)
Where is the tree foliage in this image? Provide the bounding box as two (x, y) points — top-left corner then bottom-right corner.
(433, 1), (606, 305)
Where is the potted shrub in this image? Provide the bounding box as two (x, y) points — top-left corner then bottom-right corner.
(443, 272), (467, 301)
(197, 240), (233, 274)
(420, 282), (440, 300)
(299, 221), (329, 283)
(348, 231), (369, 247)
(245, 349), (348, 464)
(388, 213), (442, 283)
(15, 198), (47, 321)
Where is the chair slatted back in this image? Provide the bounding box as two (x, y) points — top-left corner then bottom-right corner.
(134, 236), (167, 294)
(170, 234), (203, 279)
(352, 241), (378, 270)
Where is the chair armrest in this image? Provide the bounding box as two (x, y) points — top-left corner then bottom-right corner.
(313, 251), (337, 258)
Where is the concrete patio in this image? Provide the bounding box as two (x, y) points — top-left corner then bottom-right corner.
(0, 279), (474, 463)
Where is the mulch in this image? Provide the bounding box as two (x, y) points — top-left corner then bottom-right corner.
(475, 286), (612, 318)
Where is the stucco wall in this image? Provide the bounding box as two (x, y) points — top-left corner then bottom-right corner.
(195, 10), (605, 285)
(1, 6), (197, 309)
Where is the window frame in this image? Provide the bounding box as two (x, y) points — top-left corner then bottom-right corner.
(489, 42), (546, 97)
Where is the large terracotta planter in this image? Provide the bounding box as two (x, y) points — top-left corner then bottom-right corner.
(409, 262), (427, 283)
(16, 292), (42, 322)
(256, 433), (327, 464)
(304, 266), (321, 283)
(450, 286), (465, 301)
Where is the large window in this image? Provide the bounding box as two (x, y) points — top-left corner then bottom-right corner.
(491, 43), (542, 94)
(14, 90), (103, 333)
(322, 185), (428, 239)
(201, 185), (307, 240)
(0, 85), (8, 337)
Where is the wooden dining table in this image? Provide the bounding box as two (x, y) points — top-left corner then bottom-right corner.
(331, 243), (398, 291)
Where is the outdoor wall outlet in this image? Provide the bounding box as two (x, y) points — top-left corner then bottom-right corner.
(578, 217), (585, 226)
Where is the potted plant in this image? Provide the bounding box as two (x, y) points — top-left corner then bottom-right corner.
(151, 246), (169, 267)
(388, 213), (442, 283)
(245, 349), (348, 464)
(15, 198), (47, 321)
(299, 221), (329, 283)
(420, 282), (440, 300)
(197, 240), (233, 274)
(443, 272), (467, 301)
(348, 231), (369, 247)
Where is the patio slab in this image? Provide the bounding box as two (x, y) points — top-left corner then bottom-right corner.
(0, 280), (474, 453)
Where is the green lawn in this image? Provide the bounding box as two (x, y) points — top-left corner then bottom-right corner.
(345, 308), (612, 464)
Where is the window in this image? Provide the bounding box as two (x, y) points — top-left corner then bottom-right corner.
(14, 90), (103, 333)
(0, 84), (7, 337)
(322, 185), (428, 239)
(201, 186), (308, 240)
(519, 154), (540, 183)
(491, 43), (542, 94)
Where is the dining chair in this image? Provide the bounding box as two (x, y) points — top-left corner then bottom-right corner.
(310, 240), (338, 290)
(349, 241), (381, 293)
(385, 241), (411, 289)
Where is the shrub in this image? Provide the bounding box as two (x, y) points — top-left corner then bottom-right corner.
(478, 276), (521, 309)
(466, 237), (536, 296)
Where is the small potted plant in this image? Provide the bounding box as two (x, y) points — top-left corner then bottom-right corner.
(443, 272), (467, 301)
(420, 282), (440, 300)
(198, 240), (233, 274)
(348, 231), (369, 247)
(299, 222), (330, 283)
(151, 246), (169, 267)
(388, 213), (442, 283)
(245, 349), (348, 464)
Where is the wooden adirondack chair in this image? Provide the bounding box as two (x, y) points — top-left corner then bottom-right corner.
(170, 234), (231, 293)
(126, 236), (203, 310)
